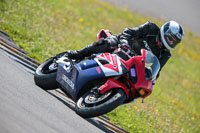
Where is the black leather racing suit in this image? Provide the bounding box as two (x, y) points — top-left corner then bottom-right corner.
(68, 21), (171, 77)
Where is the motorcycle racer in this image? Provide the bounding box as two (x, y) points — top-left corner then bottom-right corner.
(67, 20), (184, 78)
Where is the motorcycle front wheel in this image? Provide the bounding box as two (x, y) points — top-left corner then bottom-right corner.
(34, 52), (66, 90)
(75, 89), (126, 118)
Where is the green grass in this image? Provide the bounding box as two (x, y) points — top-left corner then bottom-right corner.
(1, 0), (200, 132)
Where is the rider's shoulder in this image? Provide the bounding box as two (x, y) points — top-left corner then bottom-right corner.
(138, 21), (158, 30)
(145, 21), (159, 29)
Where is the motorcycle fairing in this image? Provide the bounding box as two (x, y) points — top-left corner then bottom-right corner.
(99, 78), (129, 99)
(99, 50), (153, 99)
(95, 53), (124, 77)
(56, 60), (105, 101)
(122, 49), (153, 98)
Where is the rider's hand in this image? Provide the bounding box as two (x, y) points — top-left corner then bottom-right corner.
(119, 43), (131, 52)
(119, 43), (136, 57)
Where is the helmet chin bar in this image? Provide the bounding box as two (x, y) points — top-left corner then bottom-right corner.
(160, 25), (173, 50)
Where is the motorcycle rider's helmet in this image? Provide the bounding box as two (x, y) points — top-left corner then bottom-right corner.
(160, 20), (184, 50)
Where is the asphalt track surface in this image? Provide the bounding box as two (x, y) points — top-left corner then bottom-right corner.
(0, 49), (105, 133)
(99, 0), (200, 35)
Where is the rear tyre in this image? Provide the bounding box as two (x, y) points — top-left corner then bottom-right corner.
(75, 89), (126, 118)
(34, 52), (66, 90)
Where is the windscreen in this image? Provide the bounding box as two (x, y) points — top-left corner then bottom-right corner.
(145, 51), (160, 80)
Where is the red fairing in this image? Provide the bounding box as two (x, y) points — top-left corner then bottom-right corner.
(121, 49), (153, 98)
(98, 48), (157, 100)
(99, 78), (129, 99)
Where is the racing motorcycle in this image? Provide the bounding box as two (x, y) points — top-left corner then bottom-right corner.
(34, 30), (160, 118)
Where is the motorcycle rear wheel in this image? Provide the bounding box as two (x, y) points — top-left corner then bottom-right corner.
(75, 89), (126, 118)
(34, 52), (66, 90)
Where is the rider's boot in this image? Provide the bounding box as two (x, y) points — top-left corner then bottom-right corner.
(66, 50), (83, 60)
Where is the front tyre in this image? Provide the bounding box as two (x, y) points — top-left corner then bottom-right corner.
(75, 89), (126, 118)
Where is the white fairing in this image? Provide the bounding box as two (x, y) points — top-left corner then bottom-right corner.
(95, 53), (123, 77)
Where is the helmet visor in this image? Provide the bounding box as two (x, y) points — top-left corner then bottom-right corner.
(164, 27), (181, 48)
